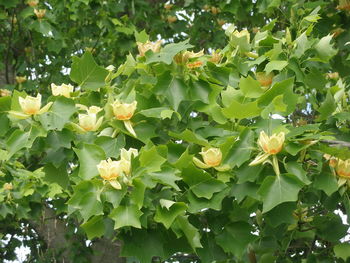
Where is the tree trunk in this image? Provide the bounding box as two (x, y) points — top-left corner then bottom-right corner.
(29, 206), (126, 263)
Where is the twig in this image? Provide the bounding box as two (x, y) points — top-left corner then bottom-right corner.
(320, 140), (350, 148)
(5, 9), (15, 84)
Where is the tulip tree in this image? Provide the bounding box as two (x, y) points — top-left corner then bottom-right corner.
(1, 0), (350, 263)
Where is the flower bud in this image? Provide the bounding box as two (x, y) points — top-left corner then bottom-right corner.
(34, 9), (46, 19)
(200, 147), (222, 167)
(164, 4), (173, 10)
(106, 65), (116, 71)
(97, 159), (122, 189)
(167, 15), (177, 23)
(217, 19), (226, 27)
(0, 89), (11, 97)
(51, 83), (74, 98)
(258, 131), (285, 155)
(119, 148), (138, 175)
(256, 72), (274, 87)
(211, 6), (220, 15)
(326, 72), (339, 80)
(137, 40), (162, 57)
(111, 100), (137, 120)
(3, 183), (13, 191)
(337, 0), (350, 11)
(209, 51), (222, 64)
(335, 159), (350, 179)
(15, 76), (27, 84)
(27, 0), (39, 7)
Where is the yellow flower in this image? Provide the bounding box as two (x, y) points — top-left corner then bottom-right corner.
(19, 94), (52, 116)
(232, 29), (250, 43)
(326, 72), (339, 80)
(111, 100), (137, 121)
(256, 72), (274, 87)
(3, 183), (13, 191)
(258, 131), (285, 155)
(167, 15), (177, 23)
(119, 148), (138, 175)
(249, 131), (285, 167)
(76, 105), (103, 132)
(200, 147), (222, 167)
(137, 40), (162, 57)
(34, 9), (46, 19)
(15, 76), (26, 84)
(335, 159), (350, 179)
(97, 158), (122, 189)
(174, 49), (204, 64)
(27, 0), (38, 7)
(208, 52), (222, 64)
(164, 4), (173, 10)
(337, 0), (350, 10)
(51, 83), (74, 98)
(0, 89), (11, 97)
(323, 154), (338, 168)
(193, 147), (229, 171)
(186, 61), (203, 69)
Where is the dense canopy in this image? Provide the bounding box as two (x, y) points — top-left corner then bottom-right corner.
(1, 0), (350, 262)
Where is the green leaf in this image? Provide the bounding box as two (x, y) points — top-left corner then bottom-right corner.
(43, 163), (69, 189)
(264, 60), (288, 74)
(130, 178), (146, 209)
(189, 79), (211, 103)
(154, 200), (187, 229)
(216, 222), (255, 258)
(81, 215), (105, 240)
(134, 29), (149, 43)
(150, 167), (181, 191)
(294, 32), (310, 58)
(139, 145), (166, 172)
(222, 100), (261, 119)
(284, 162), (311, 185)
(334, 243), (350, 260)
(172, 215), (202, 250)
(109, 204), (143, 229)
(120, 229), (166, 263)
(181, 164), (227, 199)
(38, 97), (76, 131)
(70, 52), (109, 90)
(94, 134), (125, 158)
(239, 75), (264, 98)
(6, 130), (29, 158)
(187, 188), (230, 213)
(67, 180), (104, 222)
(315, 34), (337, 62)
(169, 129), (210, 147)
(197, 233), (227, 263)
(74, 143), (106, 180)
(265, 202), (297, 227)
(258, 174), (304, 213)
(165, 78), (188, 111)
(312, 172), (338, 196)
(317, 91), (336, 121)
(146, 39), (193, 64)
(223, 128), (254, 168)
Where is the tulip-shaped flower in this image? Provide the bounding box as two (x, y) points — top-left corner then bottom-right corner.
(97, 158), (122, 189)
(34, 8), (46, 19)
(9, 94), (53, 119)
(193, 147), (230, 171)
(119, 148), (138, 175)
(249, 131), (285, 176)
(137, 40), (162, 57)
(256, 72), (274, 88)
(76, 105), (103, 132)
(335, 159), (350, 179)
(323, 154), (338, 168)
(15, 76), (27, 84)
(27, 0), (39, 7)
(111, 100), (137, 137)
(51, 83), (74, 98)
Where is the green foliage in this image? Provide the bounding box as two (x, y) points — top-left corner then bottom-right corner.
(1, 0), (350, 262)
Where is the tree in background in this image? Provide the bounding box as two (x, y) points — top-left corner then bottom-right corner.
(1, 0), (350, 262)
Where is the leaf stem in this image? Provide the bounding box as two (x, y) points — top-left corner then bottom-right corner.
(272, 155), (280, 177)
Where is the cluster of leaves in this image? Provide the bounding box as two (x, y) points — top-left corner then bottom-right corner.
(1, 0), (350, 262)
